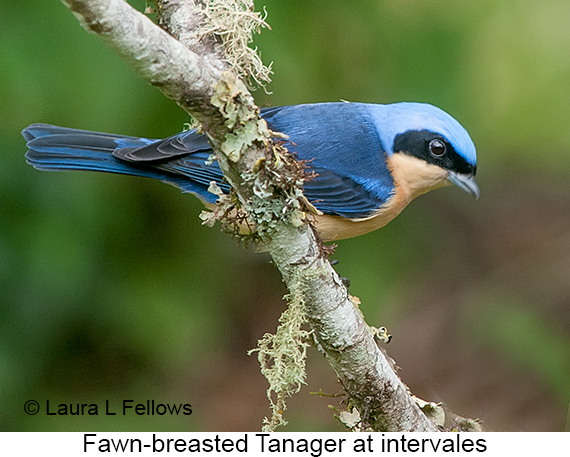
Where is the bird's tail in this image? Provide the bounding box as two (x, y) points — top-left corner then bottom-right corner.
(22, 123), (168, 181)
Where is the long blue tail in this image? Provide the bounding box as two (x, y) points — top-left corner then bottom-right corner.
(23, 124), (224, 203)
(24, 124), (174, 179)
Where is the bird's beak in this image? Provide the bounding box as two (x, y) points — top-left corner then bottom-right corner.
(448, 171), (480, 200)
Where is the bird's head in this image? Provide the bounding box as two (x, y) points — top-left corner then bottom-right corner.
(373, 102), (479, 199)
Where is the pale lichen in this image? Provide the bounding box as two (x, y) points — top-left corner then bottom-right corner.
(414, 397), (446, 428)
(249, 292), (311, 431)
(195, 0), (272, 89)
(190, 11), (313, 430)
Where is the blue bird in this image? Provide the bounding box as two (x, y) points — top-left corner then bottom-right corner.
(23, 102), (478, 241)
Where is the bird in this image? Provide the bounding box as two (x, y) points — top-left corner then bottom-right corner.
(23, 102), (478, 241)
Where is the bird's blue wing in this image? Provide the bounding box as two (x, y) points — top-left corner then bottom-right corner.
(112, 129), (212, 162)
(301, 166), (392, 218)
(262, 103), (395, 218)
(113, 130), (230, 197)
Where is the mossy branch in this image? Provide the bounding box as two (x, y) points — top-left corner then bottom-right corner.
(61, 0), (441, 432)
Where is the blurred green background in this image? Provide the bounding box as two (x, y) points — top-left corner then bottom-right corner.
(1, 0), (570, 432)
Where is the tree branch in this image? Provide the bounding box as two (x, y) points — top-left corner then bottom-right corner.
(61, 0), (439, 431)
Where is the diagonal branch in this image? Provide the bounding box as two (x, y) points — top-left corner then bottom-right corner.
(60, 0), (438, 431)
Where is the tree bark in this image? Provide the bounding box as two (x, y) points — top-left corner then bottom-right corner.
(60, 0), (439, 432)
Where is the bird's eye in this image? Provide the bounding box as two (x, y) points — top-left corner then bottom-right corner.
(429, 139), (446, 157)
